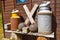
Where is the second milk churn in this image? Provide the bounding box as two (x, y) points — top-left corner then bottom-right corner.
(10, 9), (20, 31)
(38, 1), (52, 34)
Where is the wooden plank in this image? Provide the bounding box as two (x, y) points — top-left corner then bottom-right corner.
(57, 24), (60, 26)
(56, 0), (60, 3)
(56, 19), (60, 24)
(56, 12), (60, 16)
(5, 3), (14, 6)
(5, 6), (14, 9)
(56, 15), (60, 20)
(23, 4), (35, 24)
(5, 30), (54, 38)
(56, 5), (60, 7)
(23, 4), (38, 24)
(57, 29), (60, 33)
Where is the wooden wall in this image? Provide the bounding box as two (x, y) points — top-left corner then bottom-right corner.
(56, 0), (60, 40)
(2, 0), (14, 24)
(2, 0), (60, 40)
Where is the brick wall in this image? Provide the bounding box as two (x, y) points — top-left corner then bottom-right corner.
(2, 0), (14, 24)
(56, 0), (60, 40)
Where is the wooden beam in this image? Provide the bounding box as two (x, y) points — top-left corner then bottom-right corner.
(23, 4), (38, 24)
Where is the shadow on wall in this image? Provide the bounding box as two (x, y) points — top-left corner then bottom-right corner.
(52, 14), (57, 40)
(0, 8), (2, 12)
(0, 0), (2, 12)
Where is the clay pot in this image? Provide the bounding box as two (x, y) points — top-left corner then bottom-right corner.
(29, 24), (38, 32)
(18, 23), (26, 30)
(10, 18), (20, 31)
(25, 21), (30, 27)
(37, 37), (49, 40)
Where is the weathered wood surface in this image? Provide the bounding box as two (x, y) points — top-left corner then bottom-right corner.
(5, 30), (54, 38)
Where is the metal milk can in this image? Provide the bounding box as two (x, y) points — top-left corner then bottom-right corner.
(38, 1), (52, 34)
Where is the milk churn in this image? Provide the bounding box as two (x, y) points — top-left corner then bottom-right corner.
(38, 1), (52, 34)
(10, 9), (20, 31)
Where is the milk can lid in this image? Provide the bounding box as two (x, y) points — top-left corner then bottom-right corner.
(38, 1), (51, 11)
(40, 1), (50, 7)
(11, 9), (19, 13)
(38, 1), (52, 15)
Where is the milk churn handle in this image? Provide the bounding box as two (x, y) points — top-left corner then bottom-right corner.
(40, 1), (50, 7)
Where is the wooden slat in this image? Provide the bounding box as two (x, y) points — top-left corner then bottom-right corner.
(56, 12), (60, 16)
(5, 30), (54, 38)
(56, 19), (60, 24)
(56, 4), (60, 7)
(5, 3), (14, 6)
(57, 24), (60, 27)
(56, 0), (60, 3)
(56, 0), (60, 40)
(56, 15), (60, 20)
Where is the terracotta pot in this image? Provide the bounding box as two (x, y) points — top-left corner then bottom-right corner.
(18, 23), (26, 30)
(37, 37), (49, 40)
(29, 24), (38, 32)
(10, 18), (20, 31)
